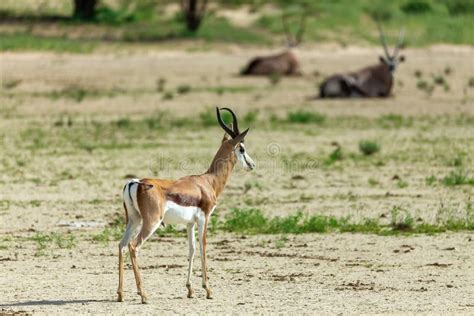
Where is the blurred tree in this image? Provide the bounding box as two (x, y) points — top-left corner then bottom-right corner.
(180, 0), (208, 32)
(73, 0), (97, 20)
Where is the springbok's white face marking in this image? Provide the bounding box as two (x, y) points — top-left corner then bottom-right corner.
(235, 143), (256, 171)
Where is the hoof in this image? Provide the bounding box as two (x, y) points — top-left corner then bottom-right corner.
(187, 288), (194, 298)
(117, 293), (124, 302)
(205, 288), (213, 299)
(139, 292), (148, 304)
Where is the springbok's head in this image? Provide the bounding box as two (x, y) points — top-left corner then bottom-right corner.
(377, 23), (406, 73)
(216, 107), (256, 171)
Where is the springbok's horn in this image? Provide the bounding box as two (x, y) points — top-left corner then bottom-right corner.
(220, 107), (240, 136)
(216, 107), (237, 138)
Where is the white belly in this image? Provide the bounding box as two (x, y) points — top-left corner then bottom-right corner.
(163, 201), (201, 225)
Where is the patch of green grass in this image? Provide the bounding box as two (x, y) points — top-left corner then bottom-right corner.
(0, 200), (10, 211)
(433, 74), (446, 85)
(176, 84), (192, 94)
(94, 1), (155, 24)
(274, 235), (289, 249)
(448, 154), (464, 167)
(268, 73), (282, 86)
(425, 175), (437, 186)
(92, 227), (123, 243)
(218, 206), (473, 235)
(162, 91), (175, 100)
(193, 16), (269, 44)
(0, 33), (96, 53)
(358, 140), (381, 156)
(7, 86), (128, 102)
(401, 0), (433, 15)
(31, 232), (77, 256)
(397, 180), (409, 188)
(286, 110), (326, 124)
(444, 65), (453, 75)
(122, 14), (268, 44)
(441, 0), (474, 15)
(442, 169), (474, 186)
(417, 79), (434, 95)
(339, 218), (382, 234)
(325, 146), (344, 165)
(156, 77), (166, 92)
(280, 152), (319, 172)
(390, 206), (414, 231)
(197, 85), (256, 95)
(2, 79), (21, 90)
(468, 77), (474, 87)
(377, 114), (413, 129)
(243, 111), (259, 125)
(244, 180), (264, 193)
(0, 0), (472, 52)
(368, 178), (379, 187)
(223, 208), (268, 234)
(257, 0), (473, 46)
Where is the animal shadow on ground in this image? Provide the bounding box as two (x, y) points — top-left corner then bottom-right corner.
(0, 299), (111, 307)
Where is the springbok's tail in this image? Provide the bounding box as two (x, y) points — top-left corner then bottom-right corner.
(119, 179), (143, 249)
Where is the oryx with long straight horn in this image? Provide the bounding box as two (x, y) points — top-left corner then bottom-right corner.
(117, 107), (255, 303)
(319, 22), (406, 98)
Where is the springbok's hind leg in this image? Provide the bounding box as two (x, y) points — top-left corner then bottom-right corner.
(198, 215), (212, 299)
(117, 245), (125, 302)
(129, 219), (163, 304)
(186, 223), (196, 298)
(129, 244), (148, 304)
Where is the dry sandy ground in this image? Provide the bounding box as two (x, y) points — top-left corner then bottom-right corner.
(1, 233), (473, 314)
(0, 46), (473, 314)
(1, 45), (473, 118)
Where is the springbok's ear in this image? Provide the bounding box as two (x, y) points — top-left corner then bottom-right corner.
(230, 128), (249, 146)
(399, 55), (406, 62)
(379, 56), (386, 64)
(222, 132), (232, 142)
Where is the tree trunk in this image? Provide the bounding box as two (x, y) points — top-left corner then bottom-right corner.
(181, 0), (207, 32)
(73, 0), (97, 20)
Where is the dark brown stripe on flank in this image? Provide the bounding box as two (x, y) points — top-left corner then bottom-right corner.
(166, 192), (200, 207)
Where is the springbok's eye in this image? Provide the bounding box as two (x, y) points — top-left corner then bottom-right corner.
(239, 148), (245, 153)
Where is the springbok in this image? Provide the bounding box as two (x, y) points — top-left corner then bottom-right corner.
(117, 107), (255, 304)
(319, 24), (405, 98)
(241, 10), (307, 76)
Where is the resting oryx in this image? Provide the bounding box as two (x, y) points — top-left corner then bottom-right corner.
(117, 107), (255, 303)
(241, 10), (307, 76)
(319, 24), (405, 98)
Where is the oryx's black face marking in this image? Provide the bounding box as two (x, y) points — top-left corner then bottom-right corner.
(380, 55), (406, 73)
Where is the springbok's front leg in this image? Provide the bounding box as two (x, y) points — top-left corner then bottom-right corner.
(186, 223), (196, 298)
(198, 214), (212, 299)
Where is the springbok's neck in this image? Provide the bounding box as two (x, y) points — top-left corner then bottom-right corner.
(205, 144), (236, 197)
